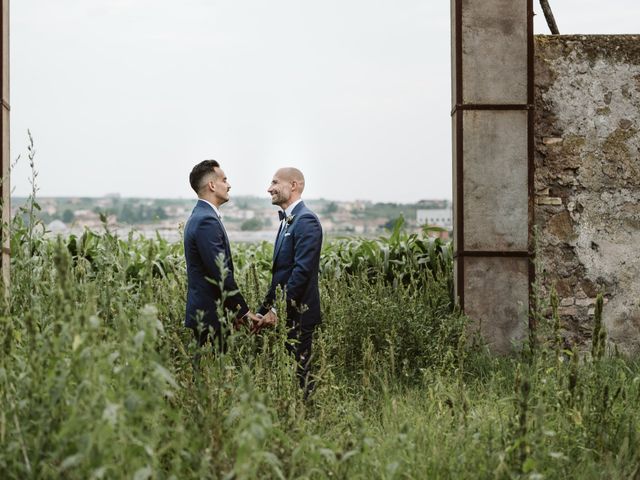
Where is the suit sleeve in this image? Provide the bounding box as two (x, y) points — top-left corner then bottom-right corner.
(259, 260), (277, 315)
(195, 216), (249, 318)
(286, 214), (322, 305)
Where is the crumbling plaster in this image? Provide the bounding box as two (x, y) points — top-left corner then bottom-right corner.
(535, 35), (640, 354)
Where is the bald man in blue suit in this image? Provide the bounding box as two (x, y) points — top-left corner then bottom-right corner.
(184, 160), (260, 349)
(258, 167), (323, 392)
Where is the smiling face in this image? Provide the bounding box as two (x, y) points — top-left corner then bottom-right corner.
(267, 167), (305, 210)
(268, 170), (293, 209)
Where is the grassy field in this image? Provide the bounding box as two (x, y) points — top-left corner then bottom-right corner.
(1, 196), (640, 479)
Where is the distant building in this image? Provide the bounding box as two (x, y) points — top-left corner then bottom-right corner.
(223, 206), (255, 220)
(73, 209), (100, 222)
(42, 204), (57, 215)
(416, 199), (449, 209)
(95, 198), (113, 208)
(165, 205), (189, 217)
(344, 200), (368, 212)
(47, 220), (68, 233)
(416, 208), (453, 228)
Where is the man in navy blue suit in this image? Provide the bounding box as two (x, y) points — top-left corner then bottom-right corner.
(184, 160), (259, 348)
(257, 167), (323, 391)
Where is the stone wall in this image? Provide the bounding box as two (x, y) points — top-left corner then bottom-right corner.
(534, 35), (640, 354)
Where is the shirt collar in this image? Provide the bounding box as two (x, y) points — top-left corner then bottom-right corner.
(284, 199), (303, 217)
(198, 198), (221, 218)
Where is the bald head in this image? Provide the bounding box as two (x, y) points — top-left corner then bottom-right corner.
(276, 167), (305, 193)
(268, 167), (306, 209)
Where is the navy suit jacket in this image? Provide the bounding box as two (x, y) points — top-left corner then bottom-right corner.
(184, 200), (248, 330)
(259, 201), (323, 327)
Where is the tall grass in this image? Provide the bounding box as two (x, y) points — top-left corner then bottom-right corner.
(1, 170), (640, 478)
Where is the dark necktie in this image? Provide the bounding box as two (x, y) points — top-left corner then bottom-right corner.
(278, 210), (286, 221)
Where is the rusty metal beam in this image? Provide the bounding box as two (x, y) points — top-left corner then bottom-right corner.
(527, 0), (536, 329)
(453, 0), (464, 308)
(451, 104), (532, 116)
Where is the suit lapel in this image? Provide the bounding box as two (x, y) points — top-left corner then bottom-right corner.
(216, 214), (233, 272)
(198, 200), (234, 272)
(273, 222), (285, 262)
(273, 202), (305, 263)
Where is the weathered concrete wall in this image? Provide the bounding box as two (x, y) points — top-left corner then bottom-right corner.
(452, 0), (531, 354)
(535, 35), (640, 354)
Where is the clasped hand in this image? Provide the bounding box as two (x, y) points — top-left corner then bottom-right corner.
(249, 310), (278, 333)
(234, 310), (277, 333)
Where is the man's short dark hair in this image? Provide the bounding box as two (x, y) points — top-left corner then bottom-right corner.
(189, 159), (220, 194)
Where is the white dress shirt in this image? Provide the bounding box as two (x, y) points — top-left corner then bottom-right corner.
(284, 198), (303, 217)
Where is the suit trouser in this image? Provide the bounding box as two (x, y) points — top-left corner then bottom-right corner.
(286, 323), (315, 393)
(191, 324), (226, 352)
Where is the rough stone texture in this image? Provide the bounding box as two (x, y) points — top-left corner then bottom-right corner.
(535, 35), (640, 355)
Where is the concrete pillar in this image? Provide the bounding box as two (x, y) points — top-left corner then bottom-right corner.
(1, 0), (8, 292)
(451, 0), (533, 352)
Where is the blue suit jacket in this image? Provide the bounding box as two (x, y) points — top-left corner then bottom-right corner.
(259, 201), (323, 327)
(184, 200), (248, 330)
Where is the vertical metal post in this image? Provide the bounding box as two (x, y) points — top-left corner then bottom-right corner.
(0, 0), (9, 294)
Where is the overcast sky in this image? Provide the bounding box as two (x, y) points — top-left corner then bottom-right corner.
(9, 1), (640, 202)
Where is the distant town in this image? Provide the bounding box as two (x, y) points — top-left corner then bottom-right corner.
(11, 195), (453, 243)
